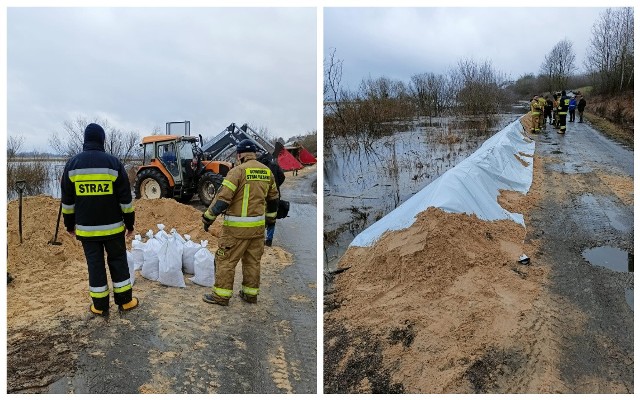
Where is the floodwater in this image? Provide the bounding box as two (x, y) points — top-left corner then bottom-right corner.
(7, 160), (137, 200)
(7, 161), (65, 200)
(582, 246), (633, 273)
(323, 114), (518, 274)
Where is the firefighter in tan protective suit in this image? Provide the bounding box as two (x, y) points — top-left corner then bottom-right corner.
(201, 139), (279, 306)
(530, 95), (542, 133)
(537, 95), (547, 130)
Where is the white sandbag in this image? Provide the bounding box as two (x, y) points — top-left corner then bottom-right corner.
(126, 250), (136, 286)
(155, 224), (170, 242)
(182, 234), (202, 275)
(190, 240), (215, 287)
(158, 234), (185, 288)
(141, 233), (162, 281)
(171, 228), (186, 245)
(131, 234), (145, 271)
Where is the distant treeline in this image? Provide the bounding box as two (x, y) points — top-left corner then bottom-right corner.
(324, 7), (633, 141)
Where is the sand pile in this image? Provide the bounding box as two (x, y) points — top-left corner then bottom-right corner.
(7, 195), (290, 330)
(325, 206), (546, 393)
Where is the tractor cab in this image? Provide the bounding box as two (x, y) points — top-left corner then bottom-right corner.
(140, 135), (200, 187)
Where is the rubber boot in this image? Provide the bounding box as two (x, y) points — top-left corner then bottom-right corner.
(118, 297), (139, 312)
(203, 293), (229, 306)
(90, 304), (109, 317)
(239, 290), (257, 304)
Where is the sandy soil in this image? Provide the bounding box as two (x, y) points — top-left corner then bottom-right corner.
(7, 195), (294, 393)
(325, 204), (551, 393)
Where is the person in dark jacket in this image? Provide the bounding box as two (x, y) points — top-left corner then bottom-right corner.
(544, 96), (553, 125)
(61, 123), (138, 316)
(258, 152), (285, 246)
(577, 95), (587, 122)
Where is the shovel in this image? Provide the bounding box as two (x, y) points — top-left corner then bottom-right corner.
(48, 202), (63, 246)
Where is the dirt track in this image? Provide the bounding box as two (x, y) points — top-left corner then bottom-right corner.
(7, 165), (317, 394)
(324, 118), (633, 393)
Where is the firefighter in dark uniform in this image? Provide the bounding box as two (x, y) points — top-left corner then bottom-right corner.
(257, 152), (285, 247)
(558, 90), (570, 134)
(61, 123), (138, 316)
(202, 139), (279, 305)
(544, 96), (553, 125)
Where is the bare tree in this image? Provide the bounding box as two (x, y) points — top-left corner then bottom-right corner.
(410, 72), (450, 121)
(7, 135), (24, 160)
(586, 7), (634, 94)
(539, 39), (576, 91)
(49, 116), (140, 163)
(324, 48), (347, 118)
(450, 58), (508, 117)
(357, 75), (414, 135)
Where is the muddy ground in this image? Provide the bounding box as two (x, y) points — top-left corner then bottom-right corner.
(324, 118), (633, 393)
(7, 165), (317, 394)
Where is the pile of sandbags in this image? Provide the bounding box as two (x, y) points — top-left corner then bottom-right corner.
(127, 224), (215, 288)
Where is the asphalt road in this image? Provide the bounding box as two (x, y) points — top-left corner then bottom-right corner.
(522, 120), (633, 393)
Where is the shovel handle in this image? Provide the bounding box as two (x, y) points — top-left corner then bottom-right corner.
(52, 202), (62, 243)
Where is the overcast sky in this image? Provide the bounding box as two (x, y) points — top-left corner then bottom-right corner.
(8, 7), (317, 153)
(325, 7), (612, 91)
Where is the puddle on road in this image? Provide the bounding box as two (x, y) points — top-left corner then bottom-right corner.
(582, 246), (633, 273)
(625, 289), (633, 311)
(551, 150), (563, 154)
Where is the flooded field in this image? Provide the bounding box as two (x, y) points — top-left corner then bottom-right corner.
(323, 114), (519, 276)
(7, 160), (65, 200)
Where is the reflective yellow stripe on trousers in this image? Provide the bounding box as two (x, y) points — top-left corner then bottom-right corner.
(90, 284), (110, 298)
(214, 286), (233, 298)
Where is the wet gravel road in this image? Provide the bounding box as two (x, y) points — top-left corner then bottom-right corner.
(46, 167), (317, 394)
(526, 120), (633, 393)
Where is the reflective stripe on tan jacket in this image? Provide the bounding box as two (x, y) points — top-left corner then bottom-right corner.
(208, 153), (279, 239)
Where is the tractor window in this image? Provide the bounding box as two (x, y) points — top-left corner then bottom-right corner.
(143, 143), (153, 165)
(179, 141), (194, 161)
(158, 143), (177, 165)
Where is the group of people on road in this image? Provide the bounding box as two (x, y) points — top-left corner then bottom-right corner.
(62, 124), (285, 316)
(530, 90), (587, 135)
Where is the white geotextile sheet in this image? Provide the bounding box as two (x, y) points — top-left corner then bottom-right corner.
(350, 118), (535, 248)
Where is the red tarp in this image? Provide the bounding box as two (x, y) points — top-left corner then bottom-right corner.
(298, 146), (316, 165)
(277, 148), (303, 171)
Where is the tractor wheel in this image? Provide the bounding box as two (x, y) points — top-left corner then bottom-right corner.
(197, 172), (223, 206)
(134, 168), (170, 200)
